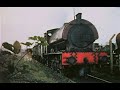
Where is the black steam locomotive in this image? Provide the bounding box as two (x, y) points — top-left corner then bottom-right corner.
(33, 13), (108, 76)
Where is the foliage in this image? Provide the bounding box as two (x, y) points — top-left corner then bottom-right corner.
(28, 36), (48, 46)
(0, 38), (72, 83)
(102, 43), (116, 54)
(2, 41), (21, 54)
(21, 42), (33, 47)
(1, 51), (12, 55)
(2, 42), (14, 53)
(13, 41), (21, 54)
(0, 54), (18, 74)
(29, 36), (38, 41)
(0, 53), (74, 83)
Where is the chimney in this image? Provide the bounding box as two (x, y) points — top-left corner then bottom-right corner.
(76, 13), (82, 19)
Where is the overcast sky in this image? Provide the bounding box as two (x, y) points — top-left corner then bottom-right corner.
(0, 7), (120, 48)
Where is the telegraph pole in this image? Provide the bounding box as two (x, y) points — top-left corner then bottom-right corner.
(119, 54), (120, 71)
(0, 15), (3, 53)
(73, 8), (75, 20)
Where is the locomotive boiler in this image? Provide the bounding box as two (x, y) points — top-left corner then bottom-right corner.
(45, 13), (98, 53)
(41, 13), (108, 76)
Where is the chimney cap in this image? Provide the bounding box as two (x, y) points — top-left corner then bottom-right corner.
(76, 13), (82, 19)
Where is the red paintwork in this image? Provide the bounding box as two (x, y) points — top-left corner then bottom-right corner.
(62, 52), (108, 65)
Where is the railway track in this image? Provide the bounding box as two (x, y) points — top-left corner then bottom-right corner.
(69, 74), (112, 83)
(37, 60), (113, 83)
(86, 74), (112, 83)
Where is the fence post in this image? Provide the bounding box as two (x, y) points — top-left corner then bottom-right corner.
(109, 34), (115, 74)
(119, 54), (120, 71)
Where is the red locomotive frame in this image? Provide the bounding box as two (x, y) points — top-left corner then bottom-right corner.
(62, 52), (108, 65)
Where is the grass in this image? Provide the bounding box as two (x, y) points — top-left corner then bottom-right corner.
(3, 55), (74, 83)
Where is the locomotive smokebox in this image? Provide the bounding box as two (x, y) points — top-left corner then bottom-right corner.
(76, 13), (82, 19)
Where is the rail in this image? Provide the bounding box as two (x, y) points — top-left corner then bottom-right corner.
(87, 74), (112, 83)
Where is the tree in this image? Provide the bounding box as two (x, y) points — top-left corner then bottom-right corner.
(28, 36), (48, 58)
(21, 42), (33, 49)
(29, 36), (38, 41)
(28, 36), (48, 46)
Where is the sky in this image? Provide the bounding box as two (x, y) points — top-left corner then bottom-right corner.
(0, 7), (120, 49)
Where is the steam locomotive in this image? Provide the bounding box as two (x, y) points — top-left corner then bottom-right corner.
(33, 13), (108, 76)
